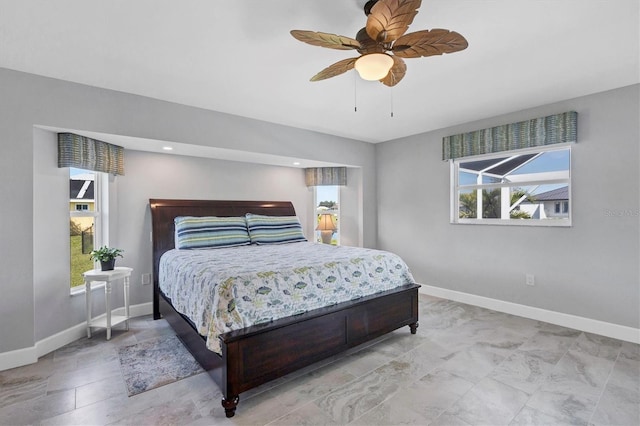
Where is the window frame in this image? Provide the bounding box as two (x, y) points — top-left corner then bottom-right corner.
(450, 144), (572, 227)
(313, 185), (340, 245)
(69, 170), (108, 294)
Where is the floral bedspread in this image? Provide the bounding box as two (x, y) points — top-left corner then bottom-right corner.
(159, 242), (415, 354)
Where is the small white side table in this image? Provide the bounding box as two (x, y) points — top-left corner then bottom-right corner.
(83, 267), (132, 340)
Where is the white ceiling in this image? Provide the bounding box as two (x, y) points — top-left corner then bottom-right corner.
(2, 0), (639, 145)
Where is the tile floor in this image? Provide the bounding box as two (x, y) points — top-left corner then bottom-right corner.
(1, 295), (638, 425)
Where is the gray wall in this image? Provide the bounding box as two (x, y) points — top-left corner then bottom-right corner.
(376, 84), (640, 328)
(1, 67), (377, 354)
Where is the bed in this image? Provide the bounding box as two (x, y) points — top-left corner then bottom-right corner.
(150, 199), (419, 417)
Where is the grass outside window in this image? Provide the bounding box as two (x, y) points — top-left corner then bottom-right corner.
(71, 235), (94, 288)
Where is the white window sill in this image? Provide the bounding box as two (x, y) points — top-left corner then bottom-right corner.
(452, 219), (572, 227)
(70, 281), (106, 297)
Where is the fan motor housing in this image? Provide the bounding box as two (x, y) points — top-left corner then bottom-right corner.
(364, 0), (378, 16)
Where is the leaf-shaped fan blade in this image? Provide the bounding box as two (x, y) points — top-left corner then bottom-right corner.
(380, 56), (407, 87)
(310, 57), (358, 82)
(392, 29), (468, 58)
(366, 0), (422, 43)
(290, 30), (361, 50)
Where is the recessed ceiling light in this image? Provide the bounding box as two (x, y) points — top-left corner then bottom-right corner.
(293, 161), (301, 166)
(162, 146), (173, 151)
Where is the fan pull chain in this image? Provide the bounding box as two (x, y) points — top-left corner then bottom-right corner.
(354, 73), (358, 112)
(390, 87), (394, 118)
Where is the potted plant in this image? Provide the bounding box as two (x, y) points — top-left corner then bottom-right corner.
(90, 246), (124, 271)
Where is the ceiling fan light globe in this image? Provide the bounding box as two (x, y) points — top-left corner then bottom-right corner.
(354, 53), (394, 81)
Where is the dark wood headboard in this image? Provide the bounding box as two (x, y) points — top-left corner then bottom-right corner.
(149, 199), (297, 318)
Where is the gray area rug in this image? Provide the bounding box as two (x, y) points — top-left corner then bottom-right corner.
(117, 335), (204, 396)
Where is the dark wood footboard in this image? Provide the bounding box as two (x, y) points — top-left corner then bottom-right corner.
(159, 283), (419, 417)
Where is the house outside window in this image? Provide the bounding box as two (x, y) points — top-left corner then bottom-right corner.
(451, 146), (571, 226)
(69, 168), (105, 289)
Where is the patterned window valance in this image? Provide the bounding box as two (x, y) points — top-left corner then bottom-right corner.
(442, 111), (577, 161)
(305, 167), (347, 186)
(58, 133), (125, 175)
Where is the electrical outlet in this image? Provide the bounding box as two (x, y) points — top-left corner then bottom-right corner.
(525, 274), (535, 286)
(142, 273), (151, 285)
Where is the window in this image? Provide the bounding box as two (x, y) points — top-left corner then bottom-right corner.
(555, 201), (569, 214)
(69, 168), (105, 289)
(314, 186), (340, 245)
(451, 146), (571, 226)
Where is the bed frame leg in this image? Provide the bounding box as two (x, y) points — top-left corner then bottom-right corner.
(409, 322), (419, 334)
(222, 395), (239, 418)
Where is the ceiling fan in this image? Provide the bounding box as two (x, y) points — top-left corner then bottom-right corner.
(290, 0), (468, 87)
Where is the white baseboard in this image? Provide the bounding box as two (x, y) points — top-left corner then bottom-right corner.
(419, 285), (640, 344)
(0, 346), (38, 372)
(0, 302), (153, 371)
(35, 322), (88, 360)
(4, 292), (636, 372)
(126, 302), (153, 318)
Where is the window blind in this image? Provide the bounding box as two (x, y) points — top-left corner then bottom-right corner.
(58, 133), (125, 175)
(442, 111), (577, 161)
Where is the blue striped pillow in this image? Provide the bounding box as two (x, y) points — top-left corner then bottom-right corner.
(245, 214), (307, 245)
(174, 216), (250, 249)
